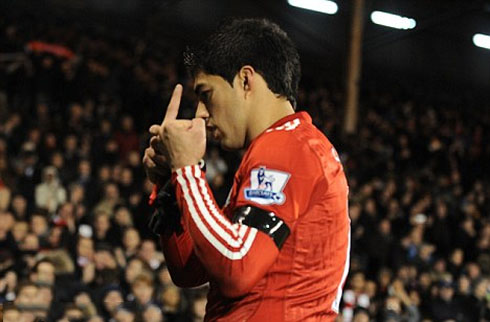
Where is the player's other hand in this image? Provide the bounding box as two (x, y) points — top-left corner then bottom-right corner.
(143, 128), (170, 184)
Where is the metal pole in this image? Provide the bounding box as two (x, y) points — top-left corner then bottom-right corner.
(344, 0), (365, 134)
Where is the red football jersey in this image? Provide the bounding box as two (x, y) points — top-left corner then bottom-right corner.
(162, 112), (350, 321)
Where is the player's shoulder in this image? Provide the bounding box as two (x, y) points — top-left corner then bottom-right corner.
(251, 111), (332, 158)
(242, 112), (334, 175)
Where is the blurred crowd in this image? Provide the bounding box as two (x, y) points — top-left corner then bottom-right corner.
(1, 5), (490, 322)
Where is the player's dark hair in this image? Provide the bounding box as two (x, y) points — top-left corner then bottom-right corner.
(184, 18), (301, 108)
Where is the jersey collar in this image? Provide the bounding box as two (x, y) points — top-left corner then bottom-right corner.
(248, 111), (312, 147)
(266, 111), (312, 130)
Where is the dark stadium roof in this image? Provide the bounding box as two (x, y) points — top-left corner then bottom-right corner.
(153, 0), (490, 91)
(109, 0), (490, 92)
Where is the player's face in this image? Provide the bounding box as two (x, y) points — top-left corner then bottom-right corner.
(194, 72), (248, 150)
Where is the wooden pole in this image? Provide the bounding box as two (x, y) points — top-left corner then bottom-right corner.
(344, 0), (365, 135)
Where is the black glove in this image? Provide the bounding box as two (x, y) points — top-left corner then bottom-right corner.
(148, 180), (181, 235)
(148, 160), (206, 236)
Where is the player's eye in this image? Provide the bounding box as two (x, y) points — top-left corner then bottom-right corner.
(200, 90), (211, 104)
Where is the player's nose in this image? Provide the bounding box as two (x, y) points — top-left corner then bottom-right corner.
(195, 102), (209, 120)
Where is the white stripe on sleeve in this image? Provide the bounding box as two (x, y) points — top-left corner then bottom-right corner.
(176, 166), (257, 260)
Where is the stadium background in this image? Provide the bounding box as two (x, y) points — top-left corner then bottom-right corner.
(0, 0), (489, 321)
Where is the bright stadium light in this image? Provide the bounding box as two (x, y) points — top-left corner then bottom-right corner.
(370, 10), (416, 30)
(287, 0), (338, 15)
(473, 33), (490, 50)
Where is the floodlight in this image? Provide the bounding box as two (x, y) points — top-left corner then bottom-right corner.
(473, 33), (490, 50)
(287, 0), (338, 15)
(370, 10), (416, 30)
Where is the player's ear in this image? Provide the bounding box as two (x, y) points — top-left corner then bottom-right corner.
(237, 65), (255, 98)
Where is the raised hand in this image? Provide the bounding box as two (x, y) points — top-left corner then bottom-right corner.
(143, 85), (183, 183)
(143, 84), (206, 183)
(160, 84), (206, 171)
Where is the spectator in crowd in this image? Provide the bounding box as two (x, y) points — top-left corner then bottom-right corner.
(126, 274), (156, 318)
(2, 303), (21, 322)
(121, 227), (141, 260)
(35, 165), (67, 214)
(100, 286), (124, 320)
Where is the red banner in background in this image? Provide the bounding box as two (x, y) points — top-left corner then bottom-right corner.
(26, 41), (75, 60)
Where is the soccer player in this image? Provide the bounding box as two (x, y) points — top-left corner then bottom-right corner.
(143, 18), (350, 321)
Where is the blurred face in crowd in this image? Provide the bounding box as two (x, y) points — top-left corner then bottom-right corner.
(94, 250), (117, 270)
(161, 285), (180, 310)
(379, 219), (391, 235)
(95, 213), (110, 235)
(59, 202), (75, 220)
(43, 132), (57, 149)
(70, 184), (85, 204)
(22, 234), (39, 251)
(120, 168), (133, 186)
(12, 195), (27, 217)
(104, 290), (124, 314)
(48, 226), (64, 247)
(158, 266), (172, 287)
(101, 119), (112, 134)
(30, 214), (48, 236)
(139, 240), (156, 263)
(70, 103), (83, 122)
(78, 237), (94, 259)
(194, 72), (250, 150)
(418, 272), (432, 290)
(12, 221), (29, 242)
(115, 309), (135, 322)
(88, 316), (104, 322)
(33, 261), (56, 286)
(79, 160), (91, 177)
(121, 116), (134, 132)
(450, 248), (464, 266)
(397, 266), (410, 282)
(37, 286), (54, 307)
(364, 198), (376, 215)
(98, 166), (111, 182)
(440, 285), (454, 302)
(112, 164), (122, 182)
(50, 151), (64, 169)
(63, 307), (84, 320)
(28, 128), (41, 144)
(353, 310), (370, 322)
(115, 207), (132, 227)
(351, 272), (366, 292)
(64, 135), (78, 152)
(127, 151), (140, 167)
(143, 305), (163, 322)
(473, 278), (488, 300)
(125, 259), (146, 284)
(378, 269), (392, 289)
(106, 139), (119, 155)
(0, 212), (14, 238)
(466, 262), (481, 280)
(457, 275), (471, 294)
(419, 245), (435, 263)
(3, 308), (20, 322)
(123, 228), (140, 251)
(15, 284), (39, 306)
(132, 279), (154, 305)
(364, 280), (377, 299)
(105, 183), (119, 200)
